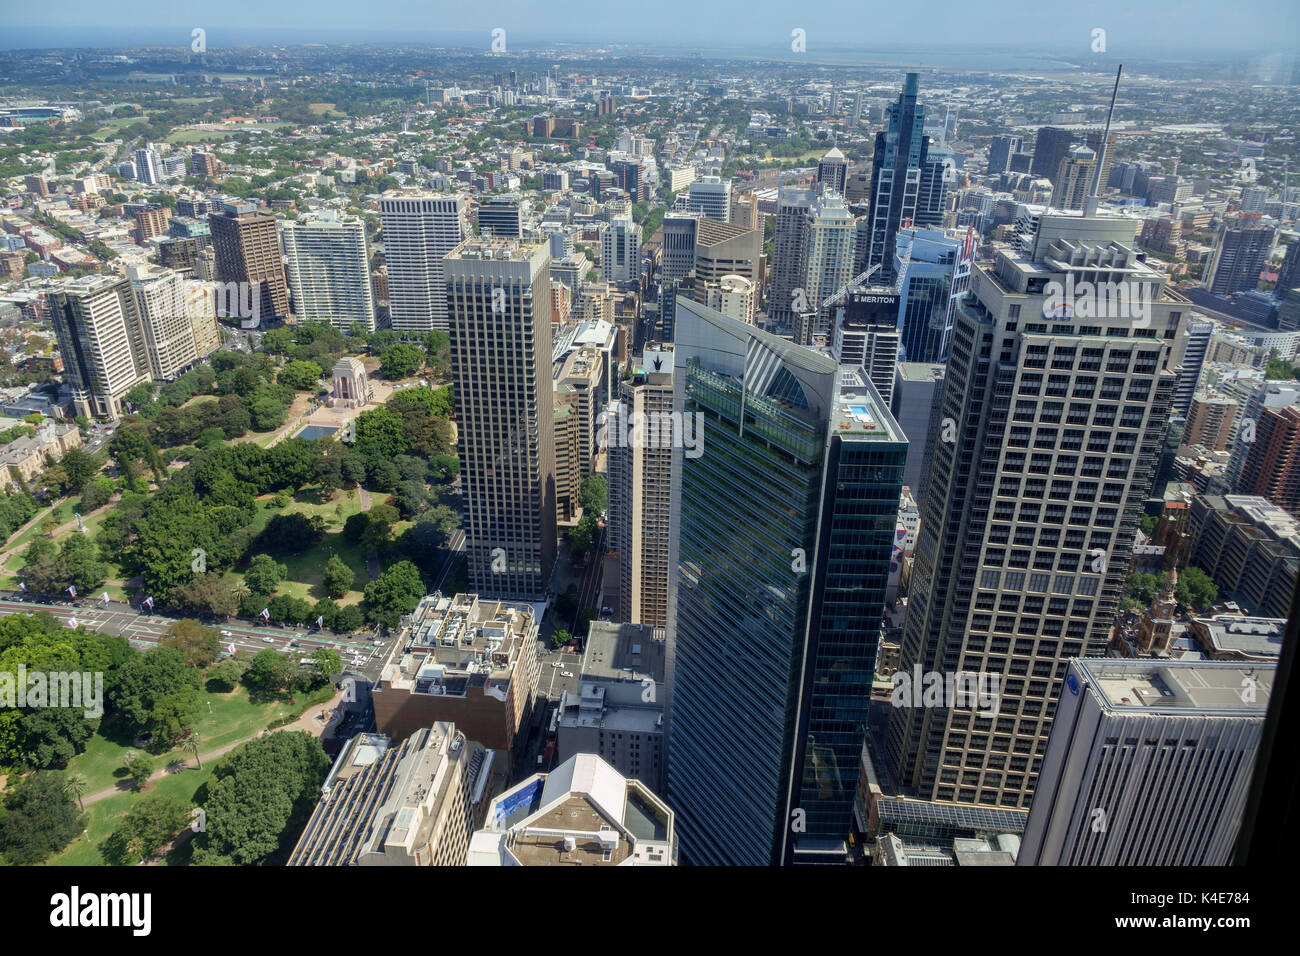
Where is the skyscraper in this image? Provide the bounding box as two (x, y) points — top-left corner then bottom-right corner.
(799, 190), (857, 340)
(126, 264), (201, 381)
(607, 350), (674, 627)
(770, 187), (816, 328)
(379, 190), (467, 332)
(478, 194), (523, 238)
(787, 367), (907, 861)
(280, 213), (377, 331)
(686, 176), (732, 223)
(1051, 146), (1097, 212)
(817, 147), (849, 195)
(886, 212), (1187, 810)
(49, 275), (150, 419)
(600, 215), (642, 284)
(988, 135), (1023, 176)
(446, 238), (557, 601)
(862, 73), (943, 284)
(134, 145), (162, 186)
(208, 203), (290, 319)
(896, 226), (961, 364)
(1019, 659), (1271, 865)
(1030, 126), (1076, 181)
(665, 298), (906, 865)
(1208, 217), (1274, 296)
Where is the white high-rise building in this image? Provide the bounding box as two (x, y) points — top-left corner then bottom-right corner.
(134, 145), (162, 186)
(379, 190), (468, 331)
(281, 214), (377, 331)
(49, 275), (150, 419)
(705, 274), (755, 324)
(1019, 659), (1271, 866)
(686, 176), (732, 223)
(800, 191), (857, 338)
(127, 264), (200, 382)
(600, 216), (642, 284)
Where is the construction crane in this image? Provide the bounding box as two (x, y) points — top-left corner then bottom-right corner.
(819, 262), (883, 313)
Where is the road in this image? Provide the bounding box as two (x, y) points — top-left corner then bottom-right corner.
(0, 595), (398, 678)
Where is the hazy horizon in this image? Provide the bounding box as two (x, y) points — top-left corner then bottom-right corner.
(1, 1), (1297, 58)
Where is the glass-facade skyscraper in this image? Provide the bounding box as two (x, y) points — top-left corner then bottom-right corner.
(665, 297), (905, 865)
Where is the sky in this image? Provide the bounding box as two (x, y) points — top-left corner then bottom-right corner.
(0, 0), (1297, 57)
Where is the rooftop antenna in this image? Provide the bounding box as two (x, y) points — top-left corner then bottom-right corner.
(1085, 63), (1122, 217)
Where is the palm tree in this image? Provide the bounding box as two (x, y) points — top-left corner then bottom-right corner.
(65, 773), (88, 812)
(188, 731), (202, 770)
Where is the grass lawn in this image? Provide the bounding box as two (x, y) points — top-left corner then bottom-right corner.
(243, 492), (369, 604)
(49, 684), (333, 866)
(54, 764), (216, 865)
(276, 535), (369, 606)
(66, 684), (296, 797)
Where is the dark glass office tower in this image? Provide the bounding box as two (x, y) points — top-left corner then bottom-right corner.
(788, 368), (907, 862)
(861, 73), (943, 283)
(665, 297), (905, 865)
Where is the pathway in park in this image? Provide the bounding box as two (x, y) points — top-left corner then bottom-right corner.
(0, 496), (121, 570)
(357, 488), (381, 581)
(81, 688), (344, 807)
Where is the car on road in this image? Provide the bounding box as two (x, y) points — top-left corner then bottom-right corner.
(561, 670), (573, 678)
(551, 661), (561, 668)
(220, 630), (232, 636)
(289, 641), (300, 648)
(262, 636), (274, 643)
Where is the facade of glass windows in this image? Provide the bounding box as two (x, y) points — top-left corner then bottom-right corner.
(666, 299), (835, 866)
(665, 299), (907, 865)
(789, 372), (907, 859)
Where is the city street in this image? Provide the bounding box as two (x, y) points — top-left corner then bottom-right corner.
(0, 594), (398, 679)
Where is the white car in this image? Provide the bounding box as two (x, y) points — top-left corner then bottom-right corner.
(220, 630), (232, 636)
(262, 636), (274, 644)
(561, 670), (573, 678)
(551, 661), (561, 669)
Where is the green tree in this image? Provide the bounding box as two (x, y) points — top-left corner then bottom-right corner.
(311, 648), (342, 681)
(323, 554), (355, 598)
(277, 359), (325, 391)
(379, 343), (425, 379)
(191, 731), (330, 865)
(111, 647), (203, 733)
(159, 619), (220, 668)
(579, 475), (607, 514)
(362, 559), (425, 627)
(243, 648), (295, 698)
(105, 792), (190, 864)
(0, 771), (86, 864)
(207, 657), (247, 691)
(244, 553), (288, 595)
(126, 753), (155, 790)
(551, 628), (572, 649)
(1175, 566), (1218, 611)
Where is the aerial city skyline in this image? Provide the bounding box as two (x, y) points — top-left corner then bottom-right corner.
(0, 4), (1294, 907)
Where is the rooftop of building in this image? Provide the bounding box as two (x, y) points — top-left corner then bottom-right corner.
(831, 367), (908, 444)
(469, 753), (674, 866)
(895, 362), (946, 383)
(581, 621), (666, 684)
(1075, 658), (1275, 714)
(381, 593), (536, 698)
(1191, 615), (1287, 661)
(289, 723), (492, 866)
